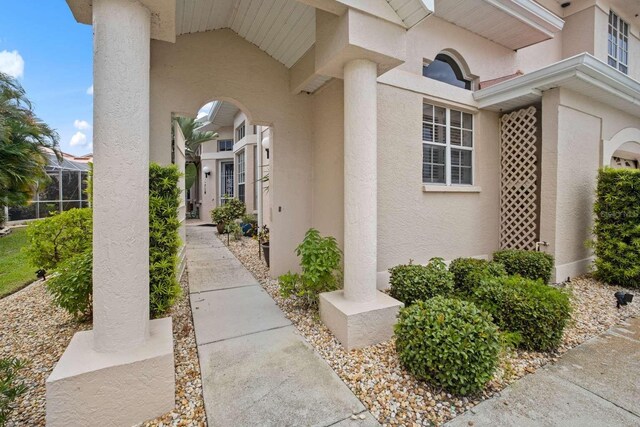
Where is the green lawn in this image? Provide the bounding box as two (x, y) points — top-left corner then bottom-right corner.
(0, 228), (35, 298)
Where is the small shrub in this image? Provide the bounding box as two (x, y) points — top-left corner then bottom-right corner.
(224, 221), (243, 241)
(493, 249), (554, 283)
(395, 297), (500, 395)
(472, 276), (571, 351)
(593, 168), (640, 288)
(449, 258), (507, 294)
(388, 258), (454, 305)
(24, 208), (92, 269)
(222, 197), (246, 220)
(0, 357), (27, 425)
(149, 163), (182, 317)
(46, 250), (92, 321)
(279, 228), (342, 307)
(211, 205), (230, 224)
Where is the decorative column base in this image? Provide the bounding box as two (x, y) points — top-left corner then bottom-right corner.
(319, 290), (403, 351)
(46, 318), (175, 427)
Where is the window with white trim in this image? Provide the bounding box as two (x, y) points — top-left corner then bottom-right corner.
(235, 121), (246, 142)
(608, 10), (629, 74)
(217, 139), (233, 152)
(236, 150), (246, 203)
(422, 103), (473, 185)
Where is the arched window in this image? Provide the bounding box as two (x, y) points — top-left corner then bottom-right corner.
(423, 54), (471, 90)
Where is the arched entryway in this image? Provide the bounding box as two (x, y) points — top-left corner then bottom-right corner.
(602, 127), (640, 168)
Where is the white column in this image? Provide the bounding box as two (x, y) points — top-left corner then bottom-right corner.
(92, 0), (151, 352)
(343, 59), (378, 303)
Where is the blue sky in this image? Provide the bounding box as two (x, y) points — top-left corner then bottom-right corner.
(0, 1), (93, 156)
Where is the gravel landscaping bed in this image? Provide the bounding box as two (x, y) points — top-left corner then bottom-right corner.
(222, 234), (640, 426)
(1, 271), (206, 427)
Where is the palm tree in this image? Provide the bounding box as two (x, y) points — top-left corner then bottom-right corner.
(0, 72), (60, 222)
(174, 116), (217, 158)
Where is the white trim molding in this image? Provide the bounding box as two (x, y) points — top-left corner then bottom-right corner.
(474, 53), (640, 116)
(423, 185), (482, 193)
(602, 127), (640, 166)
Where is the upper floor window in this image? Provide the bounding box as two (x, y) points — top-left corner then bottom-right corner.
(422, 103), (473, 185)
(218, 139), (233, 152)
(423, 54), (471, 90)
(608, 10), (629, 74)
(235, 121), (246, 142)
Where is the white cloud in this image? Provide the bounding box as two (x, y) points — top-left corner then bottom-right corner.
(73, 119), (91, 130)
(0, 50), (25, 79)
(70, 131), (88, 147)
(86, 85), (93, 95)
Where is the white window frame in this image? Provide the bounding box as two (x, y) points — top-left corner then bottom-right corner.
(422, 102), (474, 187)
(236, 149), (246, 203)
(608, 10), (629, 74)
(235, 121), (246, 142)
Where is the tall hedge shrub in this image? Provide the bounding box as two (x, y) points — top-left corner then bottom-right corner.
(593, 168), (640, 288)
(149, 163), (182, 317)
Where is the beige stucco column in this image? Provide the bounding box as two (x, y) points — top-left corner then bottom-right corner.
(343, 59), (378, 303)
(319, 58), (403, 351)
(46, 0), (174, 425)
(92, 0), (151, 351)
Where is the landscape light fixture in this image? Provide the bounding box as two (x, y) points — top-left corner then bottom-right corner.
(36, 269), (46, 281)
(614, 291), (634, 309)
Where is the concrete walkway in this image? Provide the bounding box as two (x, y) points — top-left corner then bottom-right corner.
(186, 224), (378, 427)
(448, 317), (640, 427)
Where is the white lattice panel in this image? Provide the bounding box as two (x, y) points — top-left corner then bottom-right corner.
(500, 106), (538, 250)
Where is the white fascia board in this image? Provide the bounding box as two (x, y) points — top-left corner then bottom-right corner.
(201, 152), (234, 161)
(474, 53), (640, 111)
(486, 0), (564, 38)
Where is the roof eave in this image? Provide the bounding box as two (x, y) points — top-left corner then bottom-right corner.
(474, 54), (640, 114)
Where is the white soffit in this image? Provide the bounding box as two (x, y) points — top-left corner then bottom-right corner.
(433, 0), (564, 50)
(474, 53), (640, 116)
(204, 101), (241, 130)
(386, 0), (434, 28)
(176, 0), (316, 68)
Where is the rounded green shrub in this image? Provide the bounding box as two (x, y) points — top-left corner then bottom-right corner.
(389, 258), (454, 305)
(593, 168), (640, 288)
(492, 249), (554, 283)
(472, 276), (571, 351)
(46, 250), (93, 320)
(449, 258), (507, 294)
(25, 207), (92, 269)
(395, 296), (500, 395)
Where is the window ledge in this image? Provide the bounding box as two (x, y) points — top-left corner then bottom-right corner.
(423, 185), (482, 193)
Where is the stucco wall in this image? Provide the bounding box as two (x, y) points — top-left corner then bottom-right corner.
(150, 29), (313, 276)
(401, 15), (517, 82)
(311, 79), (344, 246)
(540, 87), (640, 281)
(377, 84), (501, 281)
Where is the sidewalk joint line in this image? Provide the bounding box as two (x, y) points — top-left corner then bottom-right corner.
(189, 283), (260, 295)
(197, 323), (292, 347)
(563, 378), (640, 419)
(323, 409), (370, 427)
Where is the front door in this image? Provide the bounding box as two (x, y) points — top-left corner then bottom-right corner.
(220, 161), (234, 205)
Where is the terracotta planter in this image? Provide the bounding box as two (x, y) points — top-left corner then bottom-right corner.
(216, 222), (225, 234)
(261, 242), (270, 267)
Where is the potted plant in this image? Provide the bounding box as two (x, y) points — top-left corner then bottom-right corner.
(257, 225), (270, 267)
(211, 205), (229, 234)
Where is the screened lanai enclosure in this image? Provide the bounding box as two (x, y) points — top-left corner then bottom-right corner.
(7, 152), (91, 221)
